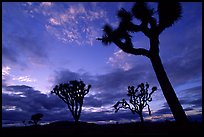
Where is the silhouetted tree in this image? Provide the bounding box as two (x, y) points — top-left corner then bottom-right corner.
(114, 82), (157, 123)
(98, 2), (188, 123)
(29, 113), (43, 126)
(51, 80), (91, 123)
(22, 120), (27, 126)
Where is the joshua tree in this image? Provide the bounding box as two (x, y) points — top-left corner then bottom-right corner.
(114, 82), (157, 123)
(98, 2), (188, 123)
(29, 113), (44, 126)
(51, 80), (91, 123)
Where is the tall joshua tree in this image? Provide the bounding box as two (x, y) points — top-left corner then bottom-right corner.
(51, 80), (91, 123)
(97, 2), (188, 123)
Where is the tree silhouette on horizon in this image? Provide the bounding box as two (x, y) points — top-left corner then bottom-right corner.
(114, 82), (157, 123)
(51, 80), (91, 123)
(98, 2), (188, 123)
(29, 113), (44, 126)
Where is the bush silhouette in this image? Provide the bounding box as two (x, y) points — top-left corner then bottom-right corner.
(51, 80), (91, 123)
(29, 113), (43, 126)
(114, 82), (157, 123)
(22, 120), (27, 126)
(97, 2), (188, 123)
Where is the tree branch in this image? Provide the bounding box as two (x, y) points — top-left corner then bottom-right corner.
(113, 39), (150, 58)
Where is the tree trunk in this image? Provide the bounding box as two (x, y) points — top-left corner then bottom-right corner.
(139, 112), (144, 123)
(150, 53), (188, 123)
(75, 117), (79, 124)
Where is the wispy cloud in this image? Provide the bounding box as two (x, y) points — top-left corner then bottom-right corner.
(2, 66), (11, 80)
(3, 105), (23, 112)
(49, 17), (61, 25)
(2, 66), (12, 87)
(40, 2), (52, 7)
(107, 49), (133, 71)
(22, 2), (108, 46)
(12, 76), (36, 83)
(2, 66), (37, 86)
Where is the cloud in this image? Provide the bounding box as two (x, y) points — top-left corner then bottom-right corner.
(84, 96), (104, 107)
(12, 76), (37, 83)
(21, 2), (108, 46)
(2, 84), (129, 123)
(2, 66), (11, 80)
(158, 4), (202, 88)
(52, 64), (202, 121)
(154, 107), (172, 115)
(81, 109), (139, 123)
(2, 85), (68, 122)
(2, 66), (37, 88)
(153, 85), (202, 121)
(107, 49), (133, 71)
(51, 65), (158, 99)
(2, 105), (23, 111)
(165, 85), (202, 119)
(179, 86), (202, 99)
(2, 78), (201, 126)
(49, 17), (61, 25)
(45, 67), (160, 122)
(49, 67), (162, 122)
(162, 49), (202, 88)
(2, 66), (12, 87)
(40, 2), (52, 7)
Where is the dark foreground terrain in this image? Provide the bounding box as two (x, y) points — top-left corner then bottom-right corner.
(1, 121), (203, 136)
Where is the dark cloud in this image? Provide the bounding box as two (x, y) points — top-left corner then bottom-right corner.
(52, 69), (83, 84)
(52, 67), (161, 110)
(179, 86), (202, 109)
(154, 107), (172, 115)
(81, 110), (140, 122)
(2, 85), (68, 122)
(189, 99), (202, 107)
(155, 86), (202, 117)
(179, 86), (202, 98)
(50, 68), (174, 123)
(153, 95), (202, 122)
(84, 96), (104, 107)
(180, 98), (202, 110)
(160, 15), (202, 88)
(2, 33), (49, 68)
(163, 54), (202, 88)
(2, 81), (201, 126)
(51, 62), (202, 122)
(155, 3), (202, 91)
(184, 107), (194, 111)
(2, 82), (157, 125)
(95, 66), (157, 91)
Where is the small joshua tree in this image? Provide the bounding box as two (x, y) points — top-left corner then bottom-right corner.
(51, 80), (91, 123)
(29, 113), (44, 126)
(114, 82), (157, 123)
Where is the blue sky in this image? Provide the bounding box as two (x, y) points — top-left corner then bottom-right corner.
(2, 2), (202, 126)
